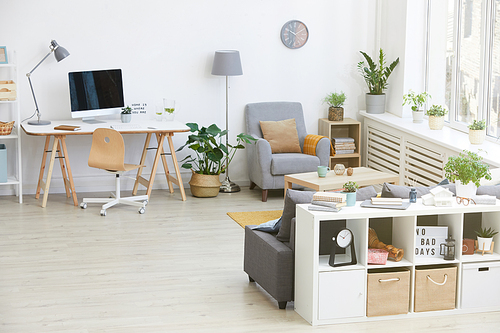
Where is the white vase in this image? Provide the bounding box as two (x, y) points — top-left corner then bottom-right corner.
(365, 94), (386, 114)
(477, 237), (493, 251)
(412, 110), (424, 123)
(455, 180), (477, 198)
(121, 114), (131, 123)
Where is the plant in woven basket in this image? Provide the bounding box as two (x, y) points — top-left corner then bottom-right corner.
(475, 227), (498, 238)
(323, 91), (346, 108)
(468, 119), (486, 130)
(444, 150), (491, 188)
(425, 105), (448, 117)
(343, 181), (359, 193)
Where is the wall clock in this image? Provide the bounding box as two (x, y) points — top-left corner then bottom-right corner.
(329, 228), (357, 267)
(280, 20), (309, 49)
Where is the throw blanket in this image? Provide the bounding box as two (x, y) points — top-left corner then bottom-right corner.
(303, 134), (335, 157)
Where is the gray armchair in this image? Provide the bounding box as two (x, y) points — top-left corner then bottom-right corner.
(244, 102), (330, 201)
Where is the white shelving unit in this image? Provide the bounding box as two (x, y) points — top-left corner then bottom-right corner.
(0, 51), (22, 203)
(295, 200), (500, 326)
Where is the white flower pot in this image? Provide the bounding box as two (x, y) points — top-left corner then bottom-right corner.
(121, 114), (131, 123)
(469, 129), (486, 145)
(455, 180), (477, 198)
(477, 237), (493, 251)
(412, 110), (424, 123)
(366, 94), (386, 114)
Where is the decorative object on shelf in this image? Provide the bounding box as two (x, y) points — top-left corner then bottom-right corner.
(163, 99), (175, 121)
(342, 181), (358, 207)
(415, 226), (448, 259)
(323, 91), (346, 121)
(177, 123), (255, 198)
(328, 228), (357, 267)
(425, 104), (448, 130)
(403, 90), (431, 123)
(475, 227), (498, 254)
(331, 137), (355, 154)
(462, 238), (475, 255)
(0, 80), (16, 101)
(368, 227), (404, 261)
(347, 167), (353, 176)
(211, 50), (243, 193)
(367, 248), (389, 265)
(317, 165), (330, 178)
(444, 150), (491, 198)
(0, 120), (14, 135)
(456, 196), (476, 206)
(468, 119), (486, 145)
(422, 186), (454, 206)
(0, 46), (7, 64)
(26, 40), (70, 125)
(439, 235), (455, 260)
(409, 188), (417, 203)
(333, 163), (345, 175)
(120, 106), (132, 123)
(357, 48), (399, 114)
(280, 20), (309, 49)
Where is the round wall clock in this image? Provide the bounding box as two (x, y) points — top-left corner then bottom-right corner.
(280, 20), (309, 49)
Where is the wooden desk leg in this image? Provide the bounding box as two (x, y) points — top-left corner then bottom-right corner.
(144, 133), (166, 197)
(59, 136), (78, 206)
(157, 133), (174, 194)
(56, 138), (71, 198)
(284, 177), (292, 199)
(133, 133), (152, 196)
(35, 136), (51, 200)
(41, 137), (59, 208)
(166, 134), (186, 201)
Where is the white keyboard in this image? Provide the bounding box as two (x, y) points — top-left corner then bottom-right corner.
(110, 123), (142, 130)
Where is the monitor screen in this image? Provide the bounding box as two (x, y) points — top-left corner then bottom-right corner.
(68, 69), (124, 123)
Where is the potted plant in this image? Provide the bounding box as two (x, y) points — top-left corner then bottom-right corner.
(425, 104), (448, 130)
(468, 119), (486, 145)
(402, 90), (431, 123)
(357, 49), (399, 114)
(444, 150), (491, 198)
(177, 123), (256, 197)
(342, 181), (359, 207)
(121, 106), (132, 123)
(475, 227), (498, 252)
(323, 91), (346, 121)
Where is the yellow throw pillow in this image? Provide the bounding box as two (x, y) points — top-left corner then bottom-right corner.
(259, 118), (302, 153)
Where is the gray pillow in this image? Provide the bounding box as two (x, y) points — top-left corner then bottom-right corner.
(356, 186), (377, 201)
(477, 185), (500, 198)
(276, 189), (314, 242)
(381, 182), (456, 199)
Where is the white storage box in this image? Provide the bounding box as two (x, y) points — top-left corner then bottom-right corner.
(462, 261), (500, 309)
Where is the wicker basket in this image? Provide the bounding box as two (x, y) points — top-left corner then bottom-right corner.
(469, 129), (485, 145)
(0, 121), (14, 135)
(428, 116), (444, 130)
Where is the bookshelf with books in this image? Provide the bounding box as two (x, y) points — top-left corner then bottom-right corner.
(318, 118), (361, 169)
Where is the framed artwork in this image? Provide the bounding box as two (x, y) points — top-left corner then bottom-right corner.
(0, 47), (7, 64)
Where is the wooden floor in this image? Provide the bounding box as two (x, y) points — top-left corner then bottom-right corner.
(1, 187), (500, 332)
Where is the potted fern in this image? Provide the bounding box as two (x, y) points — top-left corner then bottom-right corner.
(357, 49), (399, 114)
(468, 119), (486, 145)
(323, 91), (346, 121)
(121, 106), (132, 123)
(475, 227), (498, 252)
(342, 181), (359, 207)
(426, 104), (448, 130)
(444, 150), (491, 198)
(402, 90), (431, 123)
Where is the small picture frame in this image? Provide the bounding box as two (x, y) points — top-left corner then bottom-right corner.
(0, 47), (7, 64)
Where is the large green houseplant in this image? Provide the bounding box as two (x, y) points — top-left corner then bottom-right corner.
(177, 123), (256, 197)
(444, 150), (491, 197)
(357, 48), (399, 114)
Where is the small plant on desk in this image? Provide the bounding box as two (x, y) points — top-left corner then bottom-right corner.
(121, 106), (132, 114)
(343, 181), (359, 193)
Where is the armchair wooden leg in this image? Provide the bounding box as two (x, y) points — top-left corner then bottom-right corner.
(262, 189), (268, 202)
(249, 181), (256, 190)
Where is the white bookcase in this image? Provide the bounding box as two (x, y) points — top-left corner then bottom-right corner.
(0, 50), (22, 202)
(294, 200), (500, 326)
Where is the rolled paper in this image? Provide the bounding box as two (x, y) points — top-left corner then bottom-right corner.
(368, 227), (404, 262)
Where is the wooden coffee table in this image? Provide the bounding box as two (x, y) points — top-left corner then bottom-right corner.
(284, 167), (399, 197)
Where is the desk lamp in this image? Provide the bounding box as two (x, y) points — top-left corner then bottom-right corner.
(27, 40), (70, 125)
(211, 50), (243, 193)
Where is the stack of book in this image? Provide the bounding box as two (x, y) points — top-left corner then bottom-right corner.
(308, 192), (347, 212)
(332, 137), (356, 154)
(371, 197), (403, 206)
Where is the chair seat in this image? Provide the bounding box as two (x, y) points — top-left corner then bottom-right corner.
(271, 153), (320, 175)
(104, 163), (143, 173)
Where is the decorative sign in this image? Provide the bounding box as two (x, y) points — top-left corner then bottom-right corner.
(130, 102), (149, 119)
(415, 226), (448, 258)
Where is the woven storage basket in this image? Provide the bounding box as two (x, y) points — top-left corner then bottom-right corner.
(0, 121), (14, 135)
(469, 129), (485, 145)
(428, 116), (444, 130)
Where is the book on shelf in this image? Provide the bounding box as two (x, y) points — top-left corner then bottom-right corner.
(332, 137), (354, 143)
(334, 143), (356, 148)
(311, 200), (346, 209)
(334, 149), (355, 154)
(371, 197), (403, 205)
(312, 192), (346, 203)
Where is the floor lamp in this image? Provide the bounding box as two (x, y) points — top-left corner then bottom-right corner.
(27, 40), (70, 125)
(211, 50), (243, 193)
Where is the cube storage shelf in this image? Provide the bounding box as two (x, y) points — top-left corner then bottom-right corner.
(294, 199), (500, 326)
(318, 118), (361, 169)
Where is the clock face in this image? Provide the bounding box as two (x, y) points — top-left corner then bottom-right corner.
(281, 20), (309, 49)
(336, 229), (353, 248)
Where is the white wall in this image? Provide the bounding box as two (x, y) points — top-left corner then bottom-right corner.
(1, 0), (377, 194)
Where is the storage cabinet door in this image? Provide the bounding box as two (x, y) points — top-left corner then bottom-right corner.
(318, 270), (365, 320)
(462, 262), (500, 309)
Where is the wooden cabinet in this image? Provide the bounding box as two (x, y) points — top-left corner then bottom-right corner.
(318, 118), (361, 169)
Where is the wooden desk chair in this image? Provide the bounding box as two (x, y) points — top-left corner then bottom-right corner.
(80, 128), (148, 216)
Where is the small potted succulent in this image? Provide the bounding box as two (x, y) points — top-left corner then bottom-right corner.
(444, 150), (491, 198)
(425, 104), (448, 130)
(402, 90), (431, 123)
(121, 106), (132, 123)
(323, 91), (346, 121)
(475, 227), (498, 252)
(342, 181), (359, 207)
(468, 119), (486, 145)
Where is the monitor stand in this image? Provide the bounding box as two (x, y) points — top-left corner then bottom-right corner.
(82, 117), (106, 124)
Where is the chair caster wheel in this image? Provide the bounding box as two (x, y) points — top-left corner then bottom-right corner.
(143, 200), (148, 206)
(80, 202), (87, 209)
(139, 207), (146, 214)
(100, 209), (106, 216)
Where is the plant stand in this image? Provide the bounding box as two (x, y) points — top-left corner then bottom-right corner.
(475, 240), (495, 256)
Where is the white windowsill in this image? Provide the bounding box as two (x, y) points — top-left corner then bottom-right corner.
(360, 111), (500, 168)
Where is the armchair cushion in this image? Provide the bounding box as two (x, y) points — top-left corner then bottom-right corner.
(271, 153), (320, 175)
(276, 189), (314, 242)
(259, 118), (302, 153)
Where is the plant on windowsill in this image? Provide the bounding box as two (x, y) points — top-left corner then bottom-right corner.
(177, 123), (256, 198)
(475, 227), (498, 252)
(468, 119), (486, 145)
(425, 104), (448, 130)
(402, 90), (431, 124)
(342, 181), (359, 207)
(357, 48), (399, 114)
(444, 150), (491, 198)
(121, 106), (132, 123)
(323, 91), (346, 121)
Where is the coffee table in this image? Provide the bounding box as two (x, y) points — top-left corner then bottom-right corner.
(284, 167), (399, 197)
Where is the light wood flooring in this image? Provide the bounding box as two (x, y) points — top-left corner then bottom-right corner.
(1, 187), (500, 332)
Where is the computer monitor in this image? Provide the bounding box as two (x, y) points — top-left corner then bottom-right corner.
(68, 69), (124, 123)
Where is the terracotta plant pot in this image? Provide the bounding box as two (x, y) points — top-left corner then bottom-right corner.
(188, 170), (221, 198)
(328, 107), (344, 121)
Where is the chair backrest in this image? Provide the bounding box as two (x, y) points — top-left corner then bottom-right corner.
(88, 128), (127, 171)
(244, 102), (308, 147)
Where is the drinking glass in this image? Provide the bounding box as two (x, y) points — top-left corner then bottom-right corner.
(163, 99), (175, 121)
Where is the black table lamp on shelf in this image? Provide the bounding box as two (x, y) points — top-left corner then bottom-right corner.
(26, 40), (70, 126)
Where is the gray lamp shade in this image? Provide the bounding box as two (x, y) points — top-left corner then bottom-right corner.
(211, 50), (242, 76)
(51, 40), (70, 62)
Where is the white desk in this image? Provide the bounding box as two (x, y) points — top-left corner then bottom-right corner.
(21, 120), (190, 208)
